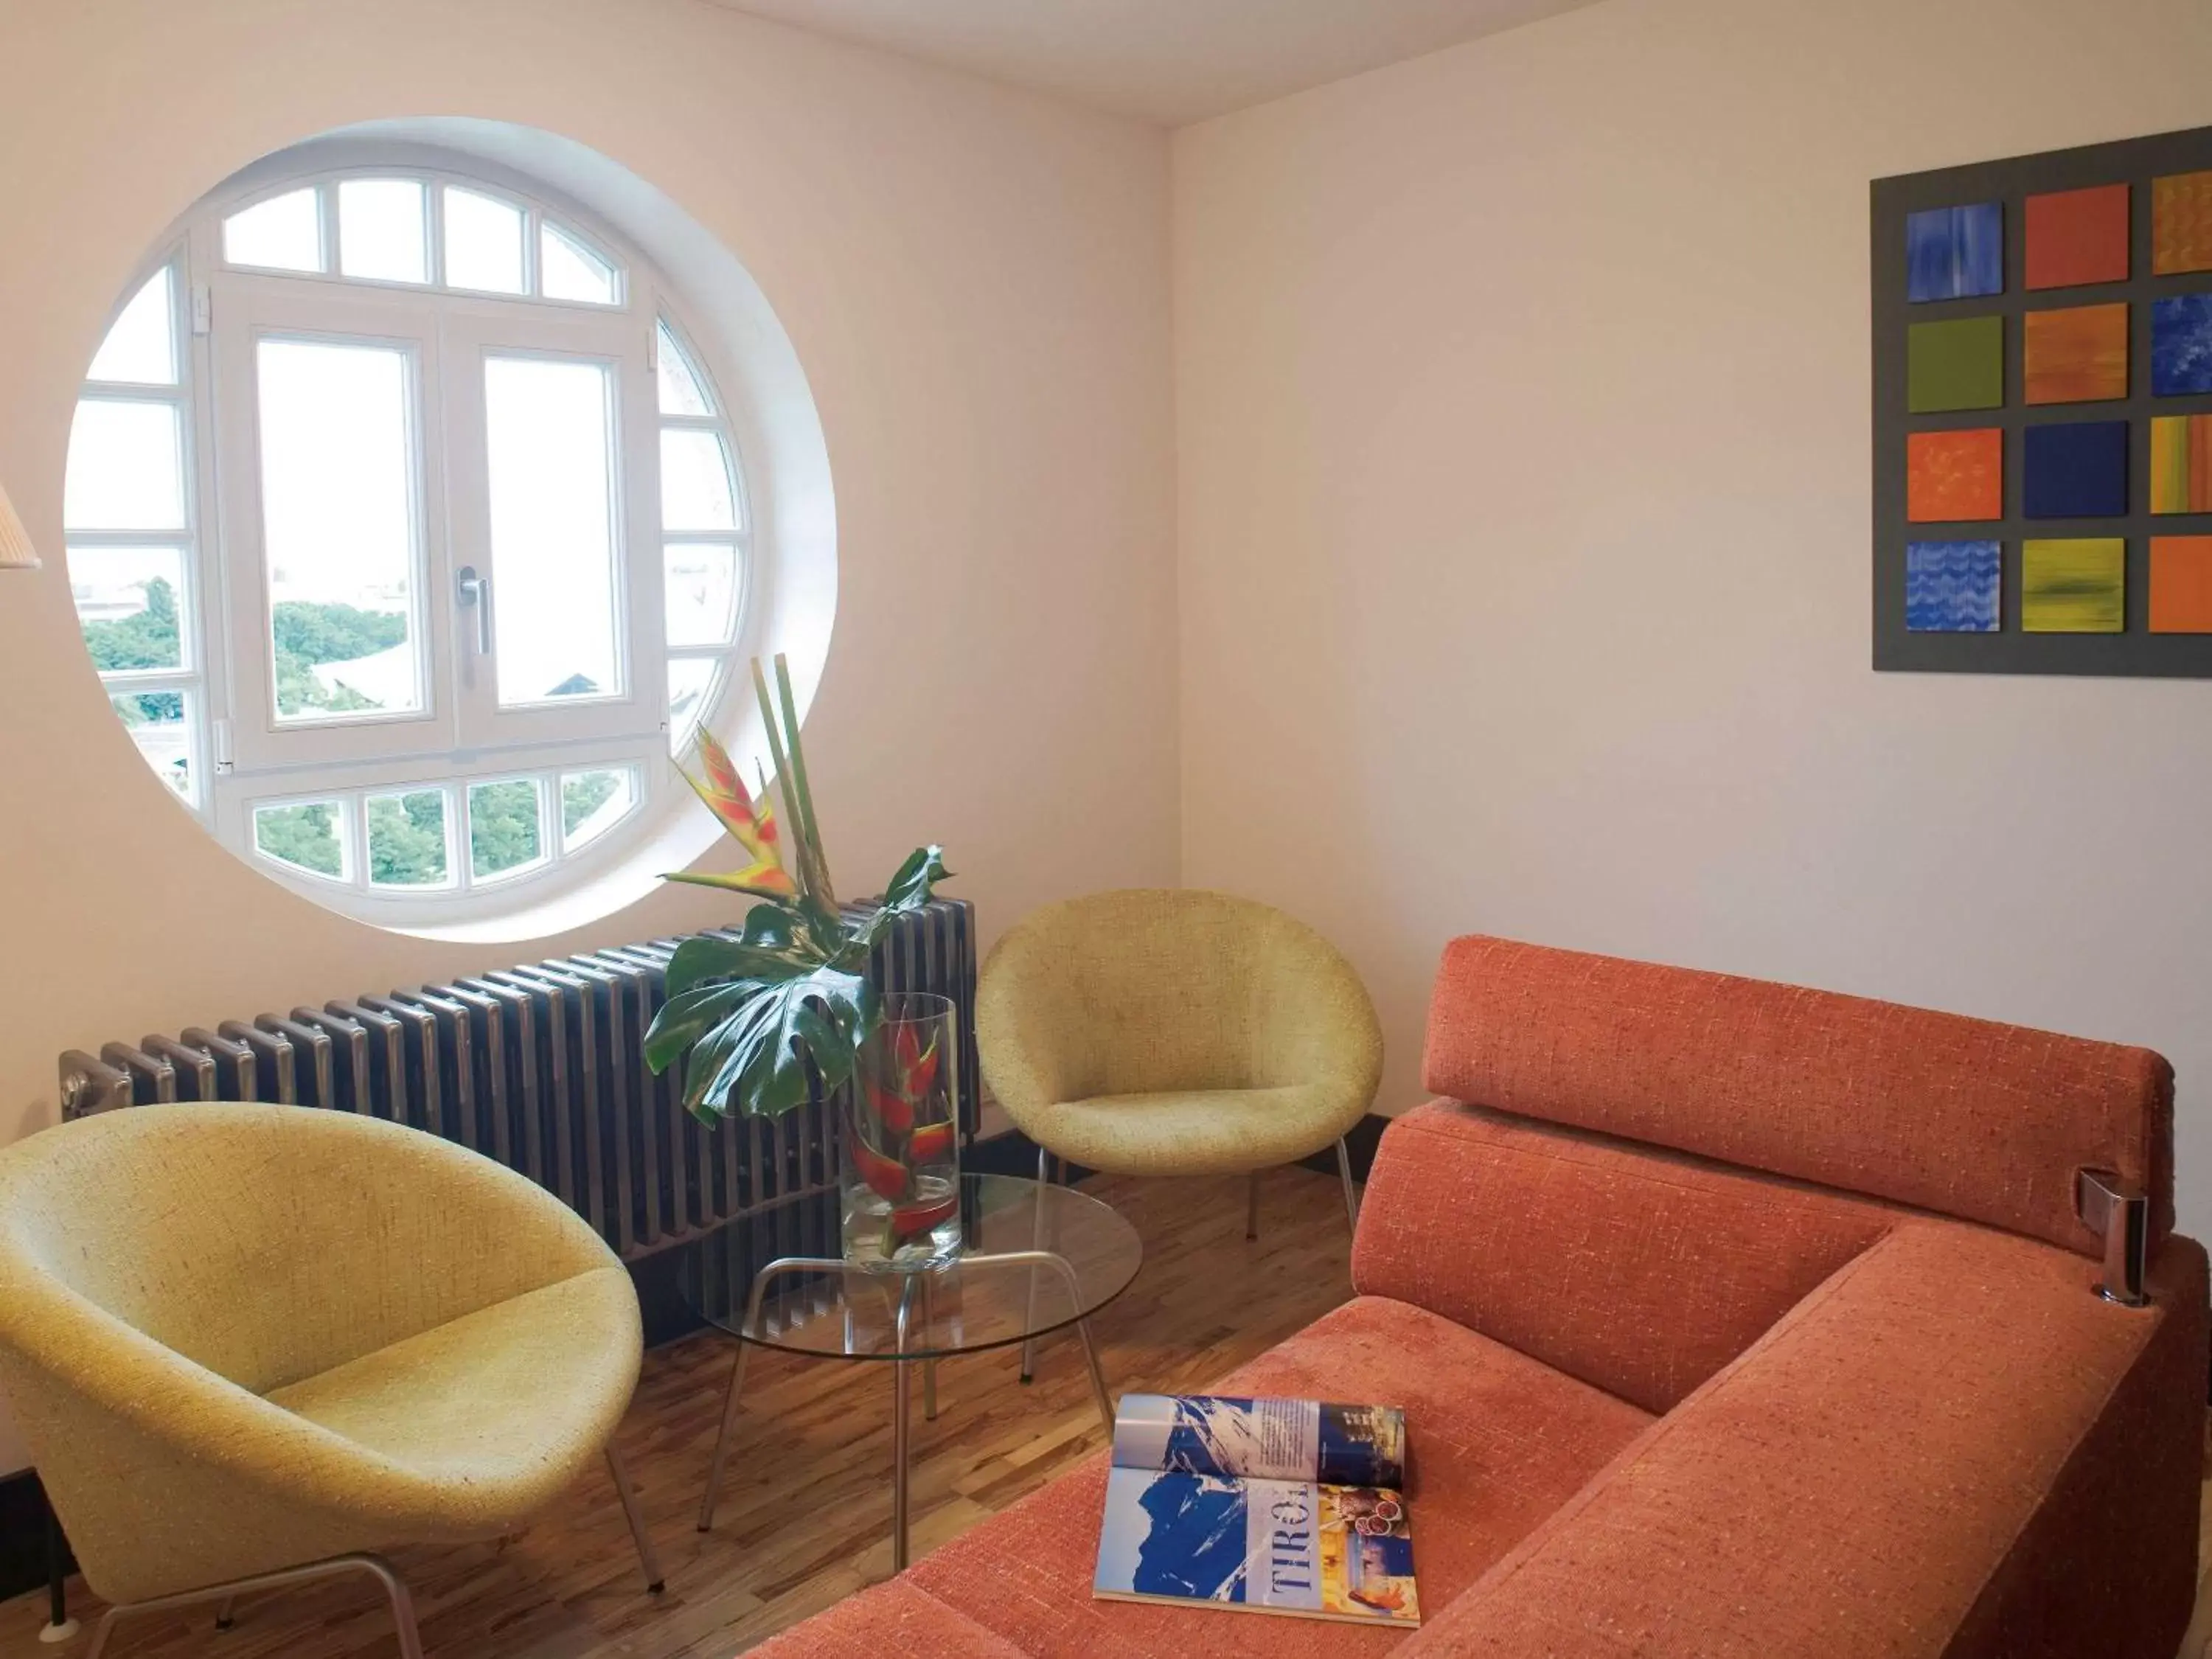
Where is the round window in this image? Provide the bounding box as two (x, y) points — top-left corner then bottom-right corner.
(63, 136), (818, 933)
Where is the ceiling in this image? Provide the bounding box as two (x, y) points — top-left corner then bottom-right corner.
(696, 0), (1602, 126)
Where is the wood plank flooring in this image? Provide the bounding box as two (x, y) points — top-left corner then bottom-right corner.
(0, 1167), (1358, 1659)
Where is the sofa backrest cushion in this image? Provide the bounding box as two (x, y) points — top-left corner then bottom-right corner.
(1422, 935), (2172, 1261)
(1354, 1103), (1897, 1412)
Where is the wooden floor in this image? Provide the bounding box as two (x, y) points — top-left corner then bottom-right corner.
(0, 1167), (1358, 1659)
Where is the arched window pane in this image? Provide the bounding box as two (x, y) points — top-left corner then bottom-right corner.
(88, 268), (178, 386)
(255, 799), (347, 879)
(366, 789), (452, 887)
(66, 400), (185, 532)
(223, 189), (323, 272)
(665, 543), (740, 647)
(69, 545), (189, 672)
(541, 221), (619, 305)
(657, 323), (713, 416)
(338, 179), (428, 285)
(469, 778), (549, 880)
(661, 429), (737, 530)
(444, 188), (526, 294)
(562, 768), (639, 849)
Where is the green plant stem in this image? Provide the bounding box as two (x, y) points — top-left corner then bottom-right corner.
(774, 653), (832, 905)
(749, 658), (824, 903)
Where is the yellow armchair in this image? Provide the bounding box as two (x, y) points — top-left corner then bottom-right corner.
(977, 888), (1384, 1239)
(0, 1102), (661, 1658)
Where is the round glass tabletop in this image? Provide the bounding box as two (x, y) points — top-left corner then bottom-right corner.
(676, 1172), (1144, 1362)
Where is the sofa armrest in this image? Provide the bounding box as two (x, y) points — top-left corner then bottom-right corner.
(1400, 1221), (2208, 1659)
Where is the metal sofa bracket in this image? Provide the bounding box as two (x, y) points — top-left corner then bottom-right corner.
(2074, 1167), (2150, 1308)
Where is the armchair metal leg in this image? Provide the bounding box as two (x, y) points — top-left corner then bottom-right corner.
(1336, 1138), (1361, 1234)
(1246, 1170), (1262, 1240)
(214, 1593), (237, 1629)
(607, 1444), (667, 1593)
(83, 1553), (422, 1659)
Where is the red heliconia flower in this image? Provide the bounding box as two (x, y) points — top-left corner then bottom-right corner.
(891, 1195), (957, 1239)
(866, 1078), (914, 1135)
(891, 1023), (941, 1098)
(851, 1138), (909, 1201)
(907, 1121), (955, 1164)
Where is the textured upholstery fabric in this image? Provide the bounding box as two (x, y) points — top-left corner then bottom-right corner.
(1353, 1101), (1896, 1412)
(902, 1295), (1652, 1657)
(0, 1103), (641, 1604)
(745, 1579), (1033, 1658)
(976, 889), (1382, 1175)
(762, 935), (2205, 1659)
(1422, 933), (2174, 1259)
(1404, 1223), (2207, 1659)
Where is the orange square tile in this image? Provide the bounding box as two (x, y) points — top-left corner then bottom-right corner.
(1907, 428), (2003, 522)
(2023, 303), (2129, 404)
(2025, 183), (2131, 289)
(2153, 170), (2212, 276)
(2149, 536), (2212, 633)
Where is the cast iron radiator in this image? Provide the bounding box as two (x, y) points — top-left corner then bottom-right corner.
(54, 897), (979, 1265)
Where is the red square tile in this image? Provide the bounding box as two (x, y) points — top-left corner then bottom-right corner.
(1907, 428), (2003, 522)
(2025, 183), (2131, 290)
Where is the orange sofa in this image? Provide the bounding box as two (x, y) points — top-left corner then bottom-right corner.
(755, 935), (2207, 1657)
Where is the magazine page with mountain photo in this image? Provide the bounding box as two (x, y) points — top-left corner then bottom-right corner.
(1092, 1394), (1419, 1627)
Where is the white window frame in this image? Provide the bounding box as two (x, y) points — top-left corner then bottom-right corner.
(67, 144), (758, 928)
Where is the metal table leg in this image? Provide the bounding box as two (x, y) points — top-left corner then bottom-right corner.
(1020, 1146), (1051, 1382)
(697, 1253), (845, 1533)
(893, 1274), (917, 1571)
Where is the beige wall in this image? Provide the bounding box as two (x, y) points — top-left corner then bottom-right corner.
(0, 0), (1177, 1467)
(1174, 0), (2212, 1232)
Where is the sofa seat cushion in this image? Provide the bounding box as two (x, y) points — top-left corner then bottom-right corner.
(261, 1268), (639, 1534)
(897, 1294), (1654, 1656)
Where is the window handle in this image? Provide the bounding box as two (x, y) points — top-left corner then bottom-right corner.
(457, 566), (492, 654)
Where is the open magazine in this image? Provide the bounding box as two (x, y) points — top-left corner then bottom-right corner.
(1093, 1394), (1419, 1627)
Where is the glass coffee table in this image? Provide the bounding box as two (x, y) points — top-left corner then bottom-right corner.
(681, 1172), (1142, 1569)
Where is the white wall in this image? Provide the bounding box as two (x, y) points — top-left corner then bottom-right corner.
(0, 0), (1177, 1469)
(1173, 0), (2212, 1233)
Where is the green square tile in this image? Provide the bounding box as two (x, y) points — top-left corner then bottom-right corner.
(1908, 315), (2005, 413)
(2022, 537), (2125, 633)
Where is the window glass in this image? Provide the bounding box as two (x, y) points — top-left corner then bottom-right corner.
(443, 188), (526, 293)
(667, 658), (717, 749)
(660, 429), (737, 530)
(656, 323), (713, 417)
(540, 221), (619, 304)
(69, 545), (189, 673)
(366, 789), (451, 886)
(664, 543), (740, 647)
(484, 354), (622, 704)
(338, 179), (428, 285)
(561, 768), (639, 849)
(255, 339), (422, 722)
(66, 400), (186, 532)
(111, 690), (194, 804)
(88, 268), (178, 386)
(223, 189), (323, 271)
(469, 778), (547, 880)
(254, 799), (346, 878)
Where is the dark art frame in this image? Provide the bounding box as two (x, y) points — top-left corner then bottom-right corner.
(1872, 123), (2212, 677)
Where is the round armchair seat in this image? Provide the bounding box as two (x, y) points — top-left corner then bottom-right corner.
(977, 889), (1382, 1178)
(0, 1102), (646, 1611)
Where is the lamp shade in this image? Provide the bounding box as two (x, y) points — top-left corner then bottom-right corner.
(0, 483), (37, 571)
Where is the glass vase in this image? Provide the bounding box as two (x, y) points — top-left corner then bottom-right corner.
(840, 991), (962, 1270)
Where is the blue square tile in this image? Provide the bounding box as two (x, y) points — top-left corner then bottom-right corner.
(1907, 203), (2004, 303)
(2152, 293), (2212, 396)
(2023, 420), (2130, 518)
(1907, 540), (2001, 631)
